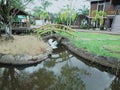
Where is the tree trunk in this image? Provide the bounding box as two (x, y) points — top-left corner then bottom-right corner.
(4, 23), (14, 40)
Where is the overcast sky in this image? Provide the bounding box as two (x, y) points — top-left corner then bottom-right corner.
(26, 0), (90, 13)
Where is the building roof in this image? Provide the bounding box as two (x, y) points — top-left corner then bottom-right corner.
(90, 0), (103, 2)
(90, 0), (120, 5)
(90, 0), (110, 2)
(10, 8), (29, 16)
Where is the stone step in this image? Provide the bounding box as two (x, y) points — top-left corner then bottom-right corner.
(111, 15), (120, 32)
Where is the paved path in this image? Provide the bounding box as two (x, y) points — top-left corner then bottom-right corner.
(74, 29), (120, 35)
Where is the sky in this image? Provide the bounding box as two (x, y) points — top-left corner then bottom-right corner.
(26, 0), (90, 13)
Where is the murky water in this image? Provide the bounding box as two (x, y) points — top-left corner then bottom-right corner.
(0, 46), (120, 90)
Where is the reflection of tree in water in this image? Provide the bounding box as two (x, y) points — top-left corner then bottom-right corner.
(0, 67), (32, 90)
(0, 68), (21, 90)
(37, 46), (89, 90)
(110, 77), (120, 90)
(28, 68), (56, 90)
(49, 64), (86, 90)
(0, 47), (89, 90)
(21, 63), (87, 90)
(44, 47), (73, 68)
(0, 67), (56, 90)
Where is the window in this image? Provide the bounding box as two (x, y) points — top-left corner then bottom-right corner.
(97, 4), (104, 11)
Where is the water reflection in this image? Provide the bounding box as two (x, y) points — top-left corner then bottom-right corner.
(49, 64), (86, 90)
(0, 68), (22, 90)
(44, 47), (73, 68)
(110, 77), (120, 90)
(0, 46), (120, 90)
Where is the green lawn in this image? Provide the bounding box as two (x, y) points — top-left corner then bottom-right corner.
(62, 32), (120, 59)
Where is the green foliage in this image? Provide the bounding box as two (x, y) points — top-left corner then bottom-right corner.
(55, 10), (76, 25)
(54, 4), (76, 25)
(60, 11), (69, 22)
(100, 26), (104, 30)
(12, 0), (33, 10)
(40, 11), (50, 20)
(0, 0), (33, 39)
(80, 19), (88, 29)
(0, 0), (33, 27)
(33, 6), (50, 20)
(77, 5), (89, 16)
(33, 6), (43, 17)
(41, 0), (52, 10)
(33, 0), (52, 20)
(33, 24), (75, 38)
(81, 25), (88, 29)
(92, 10), (107, 28)
(53, 14), (62, 24)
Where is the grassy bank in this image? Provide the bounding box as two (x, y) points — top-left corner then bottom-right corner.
(62, 32), (120, 59)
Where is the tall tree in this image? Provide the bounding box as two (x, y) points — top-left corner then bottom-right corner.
(92, 10), (107, 29)
(40, 0), (52, 23)
(0, 0), (33, 40)
(33, 6), (43, 17)
(55, 4), (76, 25)
(77, 5), (89, 16)
(41, 0), (52, 11)
(33, 0), (52, 23)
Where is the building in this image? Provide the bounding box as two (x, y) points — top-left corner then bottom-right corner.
(90, 0), (120, 31)
(0, 8), (32, 34)
(10, 8), (32, 33)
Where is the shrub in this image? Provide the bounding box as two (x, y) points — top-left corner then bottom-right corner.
(81, 25), (88, 29)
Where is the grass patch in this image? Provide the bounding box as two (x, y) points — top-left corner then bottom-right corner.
(0, 35), (49, 55)
(62, 32), (120, 59)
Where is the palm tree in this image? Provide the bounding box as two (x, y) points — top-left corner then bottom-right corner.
(40, 0), (52, 23)
(56, 4), (76, 25)
(77, 5), (89, 16)
(92, 10), (107, 29)
(0, 0), (33, 40)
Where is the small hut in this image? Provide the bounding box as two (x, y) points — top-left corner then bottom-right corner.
(10, 8), (31, 33)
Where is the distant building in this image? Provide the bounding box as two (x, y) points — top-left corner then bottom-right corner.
(10, 8), (32, 33)
(90, 0), (120, 31)
(0, 8), (32, 34)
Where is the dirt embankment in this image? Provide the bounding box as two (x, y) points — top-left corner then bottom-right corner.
(0, 35), (52, 65)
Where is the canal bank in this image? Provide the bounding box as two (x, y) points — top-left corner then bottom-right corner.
(42, 34), (120, 75)
(0, 33), (120, 75)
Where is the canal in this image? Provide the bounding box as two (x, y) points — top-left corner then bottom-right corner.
(0, 46), (120, 90)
